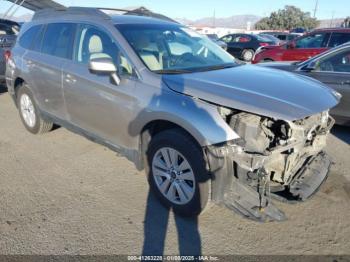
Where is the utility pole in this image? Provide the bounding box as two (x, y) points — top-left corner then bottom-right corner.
(213, 9), (216, 27)
(330, 11), (335, 27)
(313, 0), (319, 18)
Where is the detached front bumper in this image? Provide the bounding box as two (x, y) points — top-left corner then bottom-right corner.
(205, 141), (332, 222)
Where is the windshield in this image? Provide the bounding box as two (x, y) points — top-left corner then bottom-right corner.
(259, 34), (279, 42)
(206, 34), (219, 41)
(116, 24), (236, 74)
(255, 34), (275, 43)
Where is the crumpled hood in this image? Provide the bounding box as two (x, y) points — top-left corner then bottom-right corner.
(162, 65), (339, 121)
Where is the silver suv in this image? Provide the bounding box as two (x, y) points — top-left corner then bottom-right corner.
(6, 7), (340, 221)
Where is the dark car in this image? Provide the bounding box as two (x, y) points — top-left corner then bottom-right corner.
(259, 43), (349, 125)
(0, 19), (20, 84)
(253, 28), (350, 64)
(205, 34), (227, 50)
(220, 33), (277, 61)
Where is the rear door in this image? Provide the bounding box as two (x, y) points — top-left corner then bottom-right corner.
(282, 32), (330, 61)
(307, 48), (350, 123)
(23, 23), (76, 120)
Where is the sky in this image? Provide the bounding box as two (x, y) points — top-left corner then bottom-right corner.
(0, 0), (349, 20)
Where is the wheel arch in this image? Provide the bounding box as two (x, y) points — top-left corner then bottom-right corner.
(139, 119), (203, 167)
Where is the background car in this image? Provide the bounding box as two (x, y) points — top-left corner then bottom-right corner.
(261, 31), (299, 43)
(0, 19), (20, 84)
(253, 28), (350, 63)
(205, 34), (227, 50)
(259, 43), (349, 125)
(220, 33), (277, 61)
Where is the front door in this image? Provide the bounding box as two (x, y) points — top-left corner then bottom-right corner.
(306, 48), (350, 123)
(63, 24), (138, 149)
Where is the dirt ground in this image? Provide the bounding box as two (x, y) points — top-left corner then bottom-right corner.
(0, 85), (350, 256)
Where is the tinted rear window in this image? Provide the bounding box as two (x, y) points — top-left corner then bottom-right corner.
(41, 23), (76, 59)
(19, 25), (42, 49)
(328, 33), (350, 47)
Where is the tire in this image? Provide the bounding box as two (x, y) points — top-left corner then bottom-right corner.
(145, 129), (210, 216)
(242, 49), (255, 62)
(17, 83), (53, 134)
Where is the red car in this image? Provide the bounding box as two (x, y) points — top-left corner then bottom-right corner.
(252, 28), (350, 64)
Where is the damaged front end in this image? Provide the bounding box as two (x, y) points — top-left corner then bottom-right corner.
(205, 109), (335, 222)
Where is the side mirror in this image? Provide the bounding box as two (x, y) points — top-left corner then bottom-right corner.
(303, 60), (318, 71)
(288, 41), (296, 49)
(89, 57), (120, 85)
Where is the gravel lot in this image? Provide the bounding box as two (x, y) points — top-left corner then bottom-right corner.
(0, 84), (350, 256)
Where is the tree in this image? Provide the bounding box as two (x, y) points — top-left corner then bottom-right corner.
(255, 5), (319, 30)
(342, 17), (350, 28)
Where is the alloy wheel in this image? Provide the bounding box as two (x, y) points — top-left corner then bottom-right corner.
(151, 147), (196, 205)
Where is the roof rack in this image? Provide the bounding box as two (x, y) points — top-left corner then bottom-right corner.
(32, 6), (177, 23)
(32, 7), (110, 21)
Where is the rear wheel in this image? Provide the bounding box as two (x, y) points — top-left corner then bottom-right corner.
(242, 49), (255, 62)
(145, 129), (210, 216)
(17, 83), (53, 134)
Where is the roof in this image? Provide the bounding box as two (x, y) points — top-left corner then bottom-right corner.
(32, 6), (178, 25)
(313, 27), (350, 32)
(5, 0), (65, 11)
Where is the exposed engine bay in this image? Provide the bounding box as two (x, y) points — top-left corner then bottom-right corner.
(206, 108), (335, 221)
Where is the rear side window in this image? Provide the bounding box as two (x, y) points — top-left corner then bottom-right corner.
(328, 33), (350, 48)
(19, 25), (42, 49)
(41, 23), (76, 59)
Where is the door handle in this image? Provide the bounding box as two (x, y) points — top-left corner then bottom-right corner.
(64, 74), (76, 84)
(341, 80), (350, 86)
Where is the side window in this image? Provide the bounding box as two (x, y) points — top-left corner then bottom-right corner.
(221, 35), (232, 43)
(75, 25), (133, 76)
(317, 49), (350, 73)
(41, 23), (76, 59)
(19, 25), (42, 49)
(328, 33), (350, 48)
(296, 33), (328, 48)
(238, 36), (251, 43)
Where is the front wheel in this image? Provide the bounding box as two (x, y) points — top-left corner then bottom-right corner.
(146, 129), (210, 216)
(17, 83), (53, 134)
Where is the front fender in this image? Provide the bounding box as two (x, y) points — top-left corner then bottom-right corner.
(128, 88), (239, 147)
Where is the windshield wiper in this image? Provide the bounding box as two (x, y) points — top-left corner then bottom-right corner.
(154, 69), (193, 74)
(193, 63), (237, 72)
